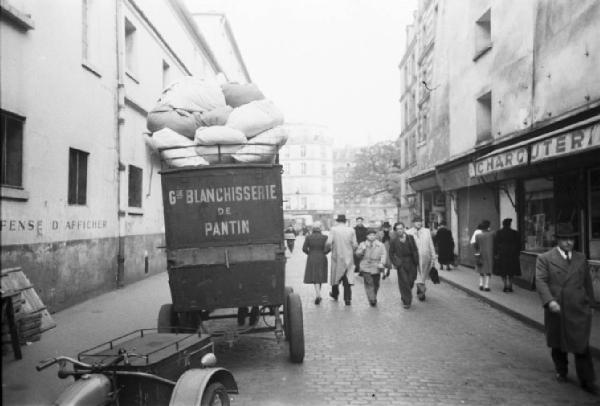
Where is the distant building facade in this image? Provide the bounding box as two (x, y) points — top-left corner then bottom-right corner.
(401, 0), (600, 290)
(280, 124), (334, 229)
(0, 0), (244, 310)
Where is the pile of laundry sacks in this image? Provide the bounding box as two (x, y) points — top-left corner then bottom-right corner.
(145, 77), (288, 167)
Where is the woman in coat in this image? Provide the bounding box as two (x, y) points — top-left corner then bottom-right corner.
(473, 220), (494, 291)
(433, 221), (454, 270)
(303, 221), (330, 305)
(493, 218), (521, 292)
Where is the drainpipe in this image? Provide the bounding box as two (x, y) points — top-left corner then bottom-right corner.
(115, 0), (126, 287)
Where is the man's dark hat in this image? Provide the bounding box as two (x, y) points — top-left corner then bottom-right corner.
(382, 221), (391, 228)
(554, 222), (579, 238)
(412, 216), (423, 222)
(335, 214), (347, 222)
(367, 228), (378, 235)
(502, 218), (512, 227)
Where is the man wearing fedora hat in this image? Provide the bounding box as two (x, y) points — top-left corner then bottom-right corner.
(326, 214), (358, 305)
(536, 222), (597, 394)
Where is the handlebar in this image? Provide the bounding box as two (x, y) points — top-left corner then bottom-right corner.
(36, 356), (92, 372)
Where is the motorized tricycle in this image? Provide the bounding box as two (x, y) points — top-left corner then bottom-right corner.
(37, 328), (237, 405)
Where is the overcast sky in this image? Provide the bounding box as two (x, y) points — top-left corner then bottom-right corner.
(187, 0), (417, 147)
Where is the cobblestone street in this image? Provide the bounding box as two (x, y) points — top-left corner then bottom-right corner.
(3, 236), (599, 405)
(214, 237), (600, 406)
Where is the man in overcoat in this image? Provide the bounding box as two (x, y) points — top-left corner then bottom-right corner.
(407, 216), (437, 301)
(493, 218), (521, 292)
(535, 223), (597, 394)
(327, 214), (358, 305)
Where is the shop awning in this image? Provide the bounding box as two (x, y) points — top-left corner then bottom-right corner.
(469, 117), (600, 178)
(408, 169), (438, 191)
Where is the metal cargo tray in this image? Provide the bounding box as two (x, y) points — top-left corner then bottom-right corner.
(77, 329), (212, 370)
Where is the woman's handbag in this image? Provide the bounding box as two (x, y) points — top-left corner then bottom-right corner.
(429, 266), (440, 284)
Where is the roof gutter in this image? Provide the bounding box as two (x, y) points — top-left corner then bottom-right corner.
(193, 12), (252, 83)
(166, 0), (224, 76)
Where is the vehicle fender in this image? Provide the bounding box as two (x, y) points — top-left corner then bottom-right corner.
(53, 374), (111, 406)
(169, 368), (238, 406)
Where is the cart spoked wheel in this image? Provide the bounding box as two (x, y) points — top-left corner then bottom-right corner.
(201, 382), (230, 406)
(283, 286), (293, 341)
(286, 292), (304, 363)
(157, 303), (177, 333)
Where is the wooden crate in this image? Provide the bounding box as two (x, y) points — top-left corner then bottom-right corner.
(1, 267), (56, 334)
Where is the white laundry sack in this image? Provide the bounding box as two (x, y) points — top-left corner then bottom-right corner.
(199, 105), (233, 126)
(157, 76), (226, 113)
(195, 126), (247, 145)
(221, 82), (265, 107)
(146, 128), (208, 167)
(146, 103), (203, 139)
(226, 99), (284, 138)
(195, 144), (245, 164)
(232, 126), (289, 163)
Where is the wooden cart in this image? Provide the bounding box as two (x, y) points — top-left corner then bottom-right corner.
(158, 164), (304, 363)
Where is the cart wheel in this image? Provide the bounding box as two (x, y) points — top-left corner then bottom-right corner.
(287, 292), (304, 363)
(283, 287), (293, 341)
(158, 303), (176, 333)
(201, 382), (229, 406)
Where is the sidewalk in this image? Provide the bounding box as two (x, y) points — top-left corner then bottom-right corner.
(439, 266), (600, 358)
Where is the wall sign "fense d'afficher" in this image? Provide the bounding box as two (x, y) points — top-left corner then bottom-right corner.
(469, 123), (600, 178)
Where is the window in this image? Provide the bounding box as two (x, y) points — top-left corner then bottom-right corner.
(474, 8), (492, 60)
(301, 162), (307, 175)
(589, 168), (600, 259)
(82, 0), (101, 71)
(68, 148), (88, 205)
(1, 111), (24, 188)
(320, 146), (326, 159)
(162, 60), (171, 89)
(321, 180), (327, 193)
(124, 18), (137, 75)
(283, 162), (290, 174)
(301, 197), (308, 210)
(128, 165), (142, 208)
(300, 145), (306, 158)
(476, 91), (492, 143)
(321, 163), (327, 176)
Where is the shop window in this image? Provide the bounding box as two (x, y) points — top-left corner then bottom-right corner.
(128, 165), (142, 208)
(523, 178), (554, 252)
(68, 148), (88, 205)
(1, 111), (24, 188)
(590, 168), (600, 259)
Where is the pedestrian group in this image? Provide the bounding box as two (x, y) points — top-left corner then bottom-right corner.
(296, 214), (597, 396)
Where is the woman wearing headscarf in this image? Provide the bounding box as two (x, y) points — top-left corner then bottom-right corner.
(302, 221), (330, 305)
